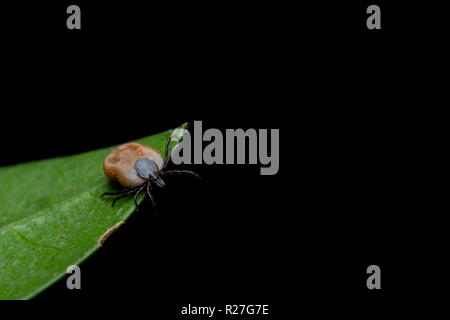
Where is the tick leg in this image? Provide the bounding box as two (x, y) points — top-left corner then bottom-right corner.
(163, 136), (173, 169)
(111, 189), (136, 206)
(133, 184), (146, 211)
(146, 183), (156, 207)
(111, 194), (128, 207)
(101, 189), (130, 198)
(161, 170), (201, 180)
(147, 183), (160, 218)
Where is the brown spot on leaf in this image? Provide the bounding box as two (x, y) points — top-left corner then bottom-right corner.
(97, 221), (125, 247)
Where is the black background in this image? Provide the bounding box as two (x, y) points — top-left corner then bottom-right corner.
(1, 0), (444, 317)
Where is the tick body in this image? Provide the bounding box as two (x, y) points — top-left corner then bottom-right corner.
(101, 136), (200, 210)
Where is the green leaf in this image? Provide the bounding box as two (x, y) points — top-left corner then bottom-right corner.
(0, 125), (185, 299)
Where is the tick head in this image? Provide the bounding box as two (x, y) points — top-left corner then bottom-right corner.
(152, 174), (166, 188)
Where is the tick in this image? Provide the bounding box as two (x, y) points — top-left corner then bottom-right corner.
(101, 135), (200, 210)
